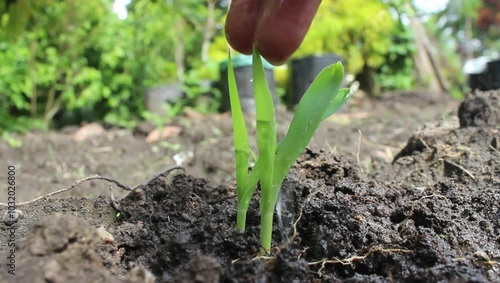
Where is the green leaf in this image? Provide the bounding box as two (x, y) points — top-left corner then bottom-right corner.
(252, 49), (277, 202)
(321, 87), (352, 121)
(252, 48), (277, 204)
(227, 52), (250, 197)
(252, 49), (278, 254)
(5, 0), (30, 39)
(274, 63), (345, 183)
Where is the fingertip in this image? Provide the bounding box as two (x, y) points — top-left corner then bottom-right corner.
(225, 23), (253, 55)
(224, 0), (262, 55)
(254, 0), (321, 66)
(254, 39), (290, 66)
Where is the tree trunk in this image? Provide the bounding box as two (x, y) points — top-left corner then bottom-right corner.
(405, 2), (448, 93)
(201, 1), (216, 63)
(175, 19), (185, 84)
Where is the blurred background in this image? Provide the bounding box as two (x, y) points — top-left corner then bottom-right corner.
(0, 0), (498, 135)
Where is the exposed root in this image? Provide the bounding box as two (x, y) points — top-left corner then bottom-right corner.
(287, 187), (322, 245)
(0, 166), (185, 208)
(0, 175), (131, 208)
(417, 193), (449, 202)
(231, 187), (322, 264)
(231, 250), (275, 264)
(231, 187), (414, 279)
(141, 166), (185, 186)
(452, 256), (499, 267)
(443, 160), (476, 180)
(308, 247), (412, 277)
(418, 137), (431, 151)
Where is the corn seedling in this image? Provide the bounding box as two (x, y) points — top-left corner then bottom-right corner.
(228, 49), (351, 254)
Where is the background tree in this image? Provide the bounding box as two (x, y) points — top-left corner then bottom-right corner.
(0, 0), (225, 132)
(293, 0), (417, 96)
(476, 0), (500, 52)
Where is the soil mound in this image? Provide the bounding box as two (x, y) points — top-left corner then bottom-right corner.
(0, 213), (153, 283)
(458, 90), (500, 128)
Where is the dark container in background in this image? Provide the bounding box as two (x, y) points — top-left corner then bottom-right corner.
(287, 54), (343, 107)
(469, 72), (490, 91)
(487, 59), (500, 90)
(466, 57), (500, 91)
(144, 84), (184, 116)
(218, 55), (277, 114)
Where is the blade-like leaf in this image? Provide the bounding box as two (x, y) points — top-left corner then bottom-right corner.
(321, 88), (352, 121)
(253, 49), (276, 124)
(252, 48), (277, 203)
(274, 63), (344, 183)
(227, 52), (250, 195)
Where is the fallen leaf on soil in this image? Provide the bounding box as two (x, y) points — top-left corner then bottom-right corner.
(73, 123), (105, 142)
(184, 108), (206, 120)
(185, 109), (231, 121)
(326, 112), (371, 125)
(146, 125), (182, 143)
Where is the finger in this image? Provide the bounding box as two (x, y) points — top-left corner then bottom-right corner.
(225, 0), (263, 55)
(255, 0), (321, 65)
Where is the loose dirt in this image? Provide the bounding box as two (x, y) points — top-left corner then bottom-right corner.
(1, 90), (498, 282)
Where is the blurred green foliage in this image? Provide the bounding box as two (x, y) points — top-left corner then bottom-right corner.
(293, 0), (416, 93)
(477, 0), (500, 52)
(295, 0), (398, 74)
(0, 0), (223, 134)
(374, 20), (416, 91)
(374, 2), (417, 91)
(4, 0), (486, 135)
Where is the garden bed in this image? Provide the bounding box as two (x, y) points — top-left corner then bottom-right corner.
(1, 90), (498, 282)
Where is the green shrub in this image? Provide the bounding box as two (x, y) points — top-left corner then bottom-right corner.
(294, 0), (397, 74)
(0, 0), (224, 133)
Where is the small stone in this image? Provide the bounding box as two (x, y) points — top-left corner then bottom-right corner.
(133, 121), (156, 136)
(30, 236), (48, 256)
(145, 125), (182, 143)
(473, 250), (490, 261)
(3, 209), (23, 226)
(44, 259), (62, 283)
(96, 226), (114, 243)
(73, 123), (105, 142)
(129, 266), (156, 283)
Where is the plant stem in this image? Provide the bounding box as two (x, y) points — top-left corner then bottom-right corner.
(235, 159), (262, 231)
(236, 205), (248, 231)
(260, 209), (275, 254)
(259, 181), (283, 254)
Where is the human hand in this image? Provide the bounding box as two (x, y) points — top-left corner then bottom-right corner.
(225, 0), (321, 65)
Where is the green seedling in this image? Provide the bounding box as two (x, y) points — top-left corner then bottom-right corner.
(228, 49), (351, 254)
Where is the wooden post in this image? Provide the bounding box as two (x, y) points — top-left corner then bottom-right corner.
(406, 2), (445, 92)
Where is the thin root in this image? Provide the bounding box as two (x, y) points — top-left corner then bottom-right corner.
(288, 188), (322, 244)
(309, 247), (412, 277)
(0, 166), (185, 208)
(444, 160), (476, 180)
(142, 166), (185, 186)
(0, 175), (132, 207)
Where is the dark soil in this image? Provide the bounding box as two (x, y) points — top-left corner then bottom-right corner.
(1, 90), (499, 282)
